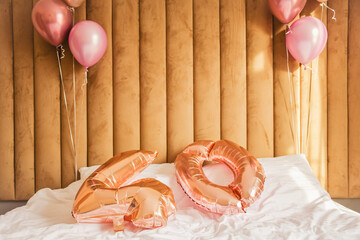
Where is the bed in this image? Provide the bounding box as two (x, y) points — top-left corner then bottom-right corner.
(1, 154), (359, 239)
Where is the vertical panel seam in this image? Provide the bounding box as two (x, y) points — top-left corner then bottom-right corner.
(112, 0), (115, 156)
(244, 0), (247, 149)
(219, 0), (222, 140)
(111, 0), (114, 159)
(139, 0), (142, 150)
(59, 49), (63, 188)
(33, 0), (37, 192)
(164, 0), (168, 163)
(192, 0), (195, 142)
(165, 0), (168, 163)
(272, 14), (275, 157)
(347, 0), (350, 197)
(31, 0), (35, 196)
(326, 5), (329, 193)
(11, 0), (15, 199)
(325, 5), (329, 191)
(325, 6), (329, 191)
(271, 12), (274, 157)
(86, 1), (89, 168)
(245, 0), (249, 149)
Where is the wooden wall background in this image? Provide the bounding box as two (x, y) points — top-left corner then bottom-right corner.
(0, 0), (359, 200)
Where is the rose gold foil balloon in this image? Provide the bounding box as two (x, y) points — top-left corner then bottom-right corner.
(267, 0), (307, 24)
(63, 0), (85, 8)
(72, 150), (177, 231)
(32, 0), (72, 46)
(175, 140), (265, 215)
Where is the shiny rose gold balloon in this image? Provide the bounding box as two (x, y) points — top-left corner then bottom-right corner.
(63, 0), (85, 8)
(72, 150), (177, 231)
(267, 0), (307, 24)
(175, 140), (265, 215)
(32, 0), (72, 46)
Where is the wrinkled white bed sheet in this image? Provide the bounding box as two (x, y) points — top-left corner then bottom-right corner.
(1, 154), (359, 240)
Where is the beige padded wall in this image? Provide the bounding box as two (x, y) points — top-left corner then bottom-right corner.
(327, 0), (348, 198)
(0, 0), (15, 200)
(87, 0), (113, 166)
(166, 0), (194, 163)
(13, 0), (35, 199)
(220, 0), (247, 147)
(1, 0), (360, 199)
(349, 0), (360, 198)
(193, 0), (221, 142)
(139, 0), (167, 164)
(113, 0), (140, 155)
(246, 0), (274, 157)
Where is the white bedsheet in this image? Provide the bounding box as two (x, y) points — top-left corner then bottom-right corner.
(1, 154), (359, 240)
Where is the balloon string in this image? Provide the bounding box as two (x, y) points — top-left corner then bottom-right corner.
(285, 25), (299, 154)
(300, 64), (314, 154)
(320, 2), (336, 21)
(84, 69), (88, 85)
(56, 45), (77, 169)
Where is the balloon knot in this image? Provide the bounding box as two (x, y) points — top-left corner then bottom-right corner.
(67, 6), (75, 13)
(303, 65), (313, 71)
(285, 25), (292, 35)
(57, 44), (65, 59)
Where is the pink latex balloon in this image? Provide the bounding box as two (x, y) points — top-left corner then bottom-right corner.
(32, 0), (72, 46)
(286, 16), (328, 65)
(68, 21), (107, 69)
(268, 0), (307, 24)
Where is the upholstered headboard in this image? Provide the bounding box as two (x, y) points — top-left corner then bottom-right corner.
(0, 0), (359, 200)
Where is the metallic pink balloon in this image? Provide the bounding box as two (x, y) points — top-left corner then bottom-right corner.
(268, 0), (307, 24)
(32, 0), (72, 46)
(68, 21), (107, 69)
(286, 16), (328, 65)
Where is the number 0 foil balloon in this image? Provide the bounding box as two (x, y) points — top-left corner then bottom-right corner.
(175, 140), (265, 215)
(72, 150), (177, 231)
